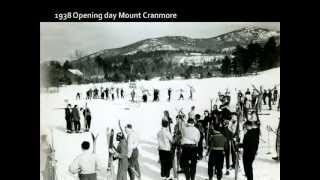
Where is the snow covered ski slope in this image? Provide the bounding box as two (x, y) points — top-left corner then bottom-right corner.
(40, 67), (280, 180)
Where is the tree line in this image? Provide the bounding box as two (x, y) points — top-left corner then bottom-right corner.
(220, 37), (280, 76)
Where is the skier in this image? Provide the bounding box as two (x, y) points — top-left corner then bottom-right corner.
(117, 88), (120, 99)
(101, 90), (105, 99)
(72, 105), (81, 133)
(83, 104), (92, 132)
(277, 96), (280, 111)
(237, 90), (244, 110)
(131, 90), (135, 102)
(245, 88), (251, 95)
(162, 110), (173, 133)
(262, 90), (267, 105)
(272, 118), (280, 161)
(273, 87), (278, 105)
(239, 112), (260, 180)
(244, 97), (251, 121)
(105, 88), (109, 100)
(125, 124), (141, 180)
(172, 115), (184, 177)
(207, 126), (227, 180)
(252, 85), (263, 112)
(121, 88), (124, 99)
(40, 134), (53, 180)
(69, 141), (104, 180)
(153, 89), (159, 102)
(189, 86), (194, 100)
(178, 89), (184, 100)
(76, 92), (81, 100)
(194, 114), (204, 160)
(86, 90), (91, 100)
(180, 118), (200, 180)
(188, 106), (196, 121)
(202, 110), (211, 147)
(94, 88), (99, 99)
(65, 104), (72, 133)
(157, 120), (173, 180)
(142, 93), (148, 103)
(221, 119), (236, 175)
(168, 88), (172, 101)
(113, 132), (129, 180)
(112, 88), (115, 101)
(267, 89), (273, 110)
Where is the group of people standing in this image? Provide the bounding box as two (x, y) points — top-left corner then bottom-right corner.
(64, 103), (92, 133)
(156, 86), (279, 180)
(68, 123), (141, 180)
(75, 87), (125, 101)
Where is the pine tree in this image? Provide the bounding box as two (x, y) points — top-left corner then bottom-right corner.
(221, 56), (231, 75)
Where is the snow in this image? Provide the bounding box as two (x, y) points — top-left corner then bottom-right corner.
(40, 67), (280, 180)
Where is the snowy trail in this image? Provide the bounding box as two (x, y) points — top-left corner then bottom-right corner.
(40, 68), (280, 180)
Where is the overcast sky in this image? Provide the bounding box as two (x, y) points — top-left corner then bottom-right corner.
(40, 22), (280, 62)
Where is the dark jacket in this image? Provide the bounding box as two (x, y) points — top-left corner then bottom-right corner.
(209, 132), (227, 151)
(72, 107), (80, 121)
(65, 108), (72, 121)
(241, 128), (260, 156)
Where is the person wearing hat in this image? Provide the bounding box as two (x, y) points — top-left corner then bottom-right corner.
(207, 127), (227, 180)
(239, 112), (260, 180)
(125, 124), (141, 180)
(69, 141), (105, 180)
(221, 119), (236, 175)
(180, 118), (200, 180)
(65, 104), (72, 133)
(157, 120), (173, 180)
(113, 132), (129, 180)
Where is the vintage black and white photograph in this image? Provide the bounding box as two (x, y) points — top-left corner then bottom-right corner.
(40, 22), (280, 180)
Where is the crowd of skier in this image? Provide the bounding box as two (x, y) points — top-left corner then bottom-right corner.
(74, 85), (196, 103)
(155, 85), (280, 180)
(57, 84), (280, 180)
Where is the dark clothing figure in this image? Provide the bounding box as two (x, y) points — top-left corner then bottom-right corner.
(128, 148), (140, 180)
(240, 128), (260, 180)
(121, 89), (124, 99)
(116, 139), (129, 180)
(76, 93), (81, 100)
(78, 173), (97, 180)
(105, 88), (109, 100)
(273, 89), (278, 105)
(267, 90), (273, 110)
(65, 107), (72, 132)
(168, 89), (172, 101)
(221, 127), (236, 171)
(101, 92), (105, 99)
(159, 150), (172, 178)
(262, 90), (267, 105)
(277, 97), (280, 111)
(93, 89), (99, 99)
(178, 89), (184, 100)
(180, 144), (198, 180)
(195, 122), (205, 160)
(83, 108), (91, 131)
(142, 94), (147, 103)
(72, 107), (80, 132)
(131, 90), (135, 102)
(112, 93), (115, 101)
(202, 116), (210, 146)
(207, 131), (227, 180)
(153, 89), (159, 102)
(116, 88), (120, 99)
